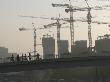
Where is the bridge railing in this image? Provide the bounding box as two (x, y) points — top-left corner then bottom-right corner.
(0, 52), (110, 64)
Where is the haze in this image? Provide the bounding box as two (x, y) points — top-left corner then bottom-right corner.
(0, 0), (110, 55)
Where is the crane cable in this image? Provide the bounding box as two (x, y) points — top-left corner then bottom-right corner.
(85, 0), (90, 8)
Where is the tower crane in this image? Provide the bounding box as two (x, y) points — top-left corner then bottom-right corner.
(44, 20), (61, 43)
(19, 3), (109, 55)
(19, 15), (110, 56)
(52, 0), (108, 54)
(44, 21), (67, 56)
(87, 8), (93, 54)
(84, 0), (106, 54)
(70, 12), (110, 54)
(52, 0), (75, 52)
(19, 23), (43, 57)
(52, 0), (103, 52)
(44, 20), (61, 56)
(19, 15), (67, 56)
(84, 0), (93, 54)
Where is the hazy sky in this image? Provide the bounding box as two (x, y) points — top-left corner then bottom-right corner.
(0, 0), (110, 54)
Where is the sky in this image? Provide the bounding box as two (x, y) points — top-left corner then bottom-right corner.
(0, 0), (110, 55)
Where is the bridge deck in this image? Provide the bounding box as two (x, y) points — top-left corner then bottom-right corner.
(0, 56), (110, 73)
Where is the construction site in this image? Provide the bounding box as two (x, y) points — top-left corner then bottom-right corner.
(18, 0), (110, 59)
(1, 0), (110, 82)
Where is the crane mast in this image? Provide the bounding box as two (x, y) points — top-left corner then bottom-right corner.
(85, 0), (93, 54)
(33, 25), (37, 56)
(56, 20), (61, 56)
(87, 8), (92, 53)
(52, 0), (75, 52)
(19, 23), (38, 57)
(44, 19), (62, 56)
(19, 15), (66, 56)
(56, 20), (61, 43)
(69, 5), (74, 47)
(19, 3), (110, 56)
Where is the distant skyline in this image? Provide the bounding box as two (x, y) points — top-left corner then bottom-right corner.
(0, 0), (110, 54)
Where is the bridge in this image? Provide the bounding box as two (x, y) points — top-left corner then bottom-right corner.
(0, 56), (110, 73)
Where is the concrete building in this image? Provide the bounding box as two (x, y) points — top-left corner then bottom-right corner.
(0, 47), (8, 57)
(0, 47), (13, 63)
(58, 40), (69, 58)
(0, 47), (12, 58)
(42, 35), (55, 59)
(95, 34), (110, 56)
(71, 40), (88, 57)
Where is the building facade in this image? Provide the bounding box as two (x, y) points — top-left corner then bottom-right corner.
(95, 34), (110, 56)
(58, 40), (69, 58)
(0, 47), (13, 63)
(42, 35), (55, 59)
(71, 40), (88, 57)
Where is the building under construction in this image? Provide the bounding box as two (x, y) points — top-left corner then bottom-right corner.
(42, 34), (55, 59)
(58, 40), (69, 58)
(19, 0), (110, 59)
(41, 34), (110, 59)
(71, 40), (88, 57)
(95, 34), (110, 56)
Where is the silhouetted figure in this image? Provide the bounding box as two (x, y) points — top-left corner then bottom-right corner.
(21, 54), (24, 61)
(16, 55), (20, 62)
(36, 53), (40, 60)
(28, 53), (32, 61)
(10, 54), (14, 62)
(24, 54), (27, 61)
